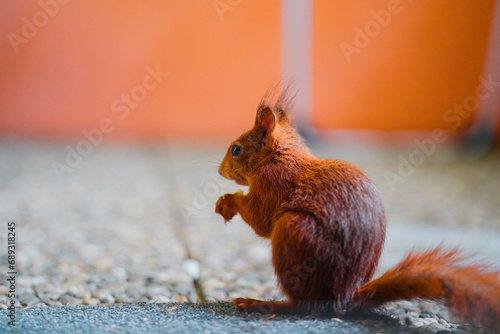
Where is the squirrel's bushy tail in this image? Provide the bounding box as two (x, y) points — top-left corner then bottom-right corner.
(354, 248), (500, 331)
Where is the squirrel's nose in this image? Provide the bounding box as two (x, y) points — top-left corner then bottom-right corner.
(218, 164), (229, 180)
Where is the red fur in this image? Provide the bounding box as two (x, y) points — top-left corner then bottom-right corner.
(215, 86), (500, 331)
(356, 249), (500, 331)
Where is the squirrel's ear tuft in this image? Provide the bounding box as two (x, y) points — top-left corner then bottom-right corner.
(255, 106), (276, 143)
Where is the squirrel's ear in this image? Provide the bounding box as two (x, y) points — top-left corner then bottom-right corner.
(255, 106), (276, 143)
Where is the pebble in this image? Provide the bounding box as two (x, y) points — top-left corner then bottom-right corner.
(234, 277), (256, 289)
(149, 295), (171, 303)
(125, 287), (145, 300)
(44, 300), (63, 307)
(424, 322), (447, 333)
(176, 295), (188, 303)
(82, 298), (101, 306)
(205, 289), (227, 301)
(100, 294), (116, 305)
(407, 317), (427, 328)
(112, 267), (127, 282)
(65, 299), (83, 307)
(228, 290), (251, 299)
(18, 292), (40, 306)
(438, 318), (450, 326)
(420, 318), (438, 325)
(221, 271), (238, 281)
(38, 288), (65, 301)
(419, 301), (441, 317)
(397, 300), (421, 313)
(154, 271), (171, 283)
(68, 286), (91, 300)
(114, 296), (133, 304)
(385, 305), (405, 316)
(183, 259), (200, 280)
(203, 277), (226, 291)
(59, 294), (77, 305)
(31, 302), (48, 308)
(436, 310), (450, 319)
(94, 291), (116, 304)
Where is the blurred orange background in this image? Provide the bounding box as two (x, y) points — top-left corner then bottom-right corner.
(0, 0), (498, 142)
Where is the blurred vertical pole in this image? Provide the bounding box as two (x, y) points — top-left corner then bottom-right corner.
(281, 0), (314, 137)
(464, 0), (500, 153)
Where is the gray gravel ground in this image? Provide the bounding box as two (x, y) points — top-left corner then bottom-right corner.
(0, 141), (499, 333)
(0, 302), (417, 334)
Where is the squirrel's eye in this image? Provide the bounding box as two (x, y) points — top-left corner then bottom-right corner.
(231, 145), (242, 157)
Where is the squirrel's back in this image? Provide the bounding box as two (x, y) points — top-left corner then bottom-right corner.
(270, 158), (386, 312)
(285, 158), (385, 225)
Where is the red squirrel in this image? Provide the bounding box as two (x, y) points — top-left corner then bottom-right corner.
(215, 86), (500, 331)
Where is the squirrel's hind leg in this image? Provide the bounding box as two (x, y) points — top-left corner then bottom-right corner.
(233, 298), (295, 314)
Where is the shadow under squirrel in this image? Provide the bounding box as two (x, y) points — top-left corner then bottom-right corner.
(215, 85), (500, 331)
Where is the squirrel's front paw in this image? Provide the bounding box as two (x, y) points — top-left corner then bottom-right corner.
(215, 194), (238, 223)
